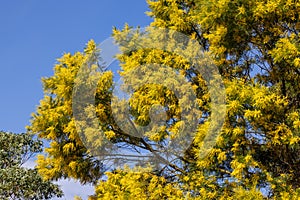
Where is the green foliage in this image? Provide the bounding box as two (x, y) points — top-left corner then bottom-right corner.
(28, 0), (300, 199)
(0, 131), (62, 199)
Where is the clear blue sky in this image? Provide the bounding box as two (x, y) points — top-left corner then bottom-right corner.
(0, 1), (152, 134)
(0, 1), (152, 198)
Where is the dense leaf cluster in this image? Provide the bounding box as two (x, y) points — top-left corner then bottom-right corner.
(0, 131), (62, 199)
(28, 0), (300, 199)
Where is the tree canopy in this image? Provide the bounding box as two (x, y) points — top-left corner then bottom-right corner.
(28, 0), (300, 199)
(0, 131), (62, 199)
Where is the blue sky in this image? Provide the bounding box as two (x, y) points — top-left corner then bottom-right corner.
(0, 1), (152, 199)
(0, 0), (152, 133)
